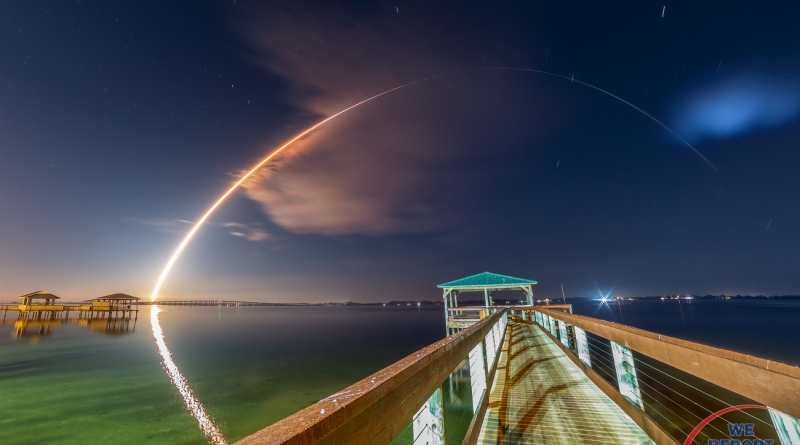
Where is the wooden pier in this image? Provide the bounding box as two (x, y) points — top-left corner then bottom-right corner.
(76, 293), (140, 319)
(147, 300), (281, 306)
(3, 291), (139, 338)
(12, 291), (70, 320)
(234, 272), (800, 445)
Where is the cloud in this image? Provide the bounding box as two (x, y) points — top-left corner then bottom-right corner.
(129, 217), (192, 235)
(222, 222), (270, 242)
(133, 218), (269, 242)
(235, 5), (454, 117)
(674, 75), (800, 142)
(232, 5), (552, 235)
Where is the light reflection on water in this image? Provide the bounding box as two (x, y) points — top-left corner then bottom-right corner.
(0, 305), (445, 444)
(151, 305), (227, 445)
(0, 315), (137, 342)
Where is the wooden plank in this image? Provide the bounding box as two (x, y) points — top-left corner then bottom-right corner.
(477, 322), (657, 445)
(529, 320), (678, 445)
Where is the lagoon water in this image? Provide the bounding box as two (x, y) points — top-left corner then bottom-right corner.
(0, 299), (798, 444)
(0, 306), (444, 444)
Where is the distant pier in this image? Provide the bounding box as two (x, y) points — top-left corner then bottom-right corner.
(2, 291), (139, 339)
(147, 300), (267, 307)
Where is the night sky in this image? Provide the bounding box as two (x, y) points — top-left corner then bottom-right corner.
(2, 1), (799, 302)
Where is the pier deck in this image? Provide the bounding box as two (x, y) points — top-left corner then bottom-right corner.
(477, 321), (655, 445)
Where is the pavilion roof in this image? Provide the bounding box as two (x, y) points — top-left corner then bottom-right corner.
(437, 272), (537, 289)
(18, 290), (60, 300)
(93, 293), (140, 301)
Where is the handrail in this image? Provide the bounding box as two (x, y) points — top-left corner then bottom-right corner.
(536, 307), (800, 419)
(235, 310), (508, 445)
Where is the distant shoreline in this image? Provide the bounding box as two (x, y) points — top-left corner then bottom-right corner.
(128, 294), (800, 307)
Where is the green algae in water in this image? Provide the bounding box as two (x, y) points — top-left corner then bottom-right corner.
(0, 322), (205, 444)
(0, 306), (444, 444)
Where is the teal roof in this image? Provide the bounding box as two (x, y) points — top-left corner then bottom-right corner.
(437, 272), (537, 288)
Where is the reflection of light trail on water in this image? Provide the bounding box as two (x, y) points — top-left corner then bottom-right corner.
(148, 67), (717, 443)
(150, 306), (227, 445)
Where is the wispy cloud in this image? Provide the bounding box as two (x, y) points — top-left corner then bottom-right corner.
(128, 217), (193, 235)
(222, 222), (270, 242)
(232, 4), (549, 236)
(132, 218), (269, 242)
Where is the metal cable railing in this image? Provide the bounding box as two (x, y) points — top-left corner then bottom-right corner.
(633, 355), (775, 429)
(582, 338), (718, 444)
(629, 355), (773, 444)
(530, 308), (790, 445)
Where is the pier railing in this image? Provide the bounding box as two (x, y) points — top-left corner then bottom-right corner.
(236, 310), (508, 445)
(525, 306), (800, 445)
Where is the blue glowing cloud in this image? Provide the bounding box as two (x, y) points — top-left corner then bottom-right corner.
(675, 76), (800, 142)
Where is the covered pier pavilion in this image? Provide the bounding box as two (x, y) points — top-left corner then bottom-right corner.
(78, 293), (140, 319)
(438, 271), (536, 334)
(15, 290), (68, 319)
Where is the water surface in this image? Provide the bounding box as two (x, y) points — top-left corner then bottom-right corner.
(1, 299), (797, 444)
(0, 305), (444, 444)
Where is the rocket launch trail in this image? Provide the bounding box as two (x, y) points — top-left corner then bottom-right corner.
(150, 66), (715, 302)
(148, 75), (441, 303)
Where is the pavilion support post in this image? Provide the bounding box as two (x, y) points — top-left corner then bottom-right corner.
(483, 289), (489, 308)
(443, 290), (449, 336)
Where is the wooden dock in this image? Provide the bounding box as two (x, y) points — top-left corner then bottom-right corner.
(231, 262), (800, 445)
(3, 291), (140, 339)
(477, 320), (654, 444)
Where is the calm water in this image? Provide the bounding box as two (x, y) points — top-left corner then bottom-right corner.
(1, 300), (798, 444)
(0, 306), (444, 445)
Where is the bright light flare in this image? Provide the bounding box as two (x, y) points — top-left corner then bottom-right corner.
(151, 306), (227, 445)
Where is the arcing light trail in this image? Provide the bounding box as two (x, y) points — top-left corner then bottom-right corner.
(150, 67), (715, 302)
(148, 67), (717, 444)
(148, 75), (441, 303)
